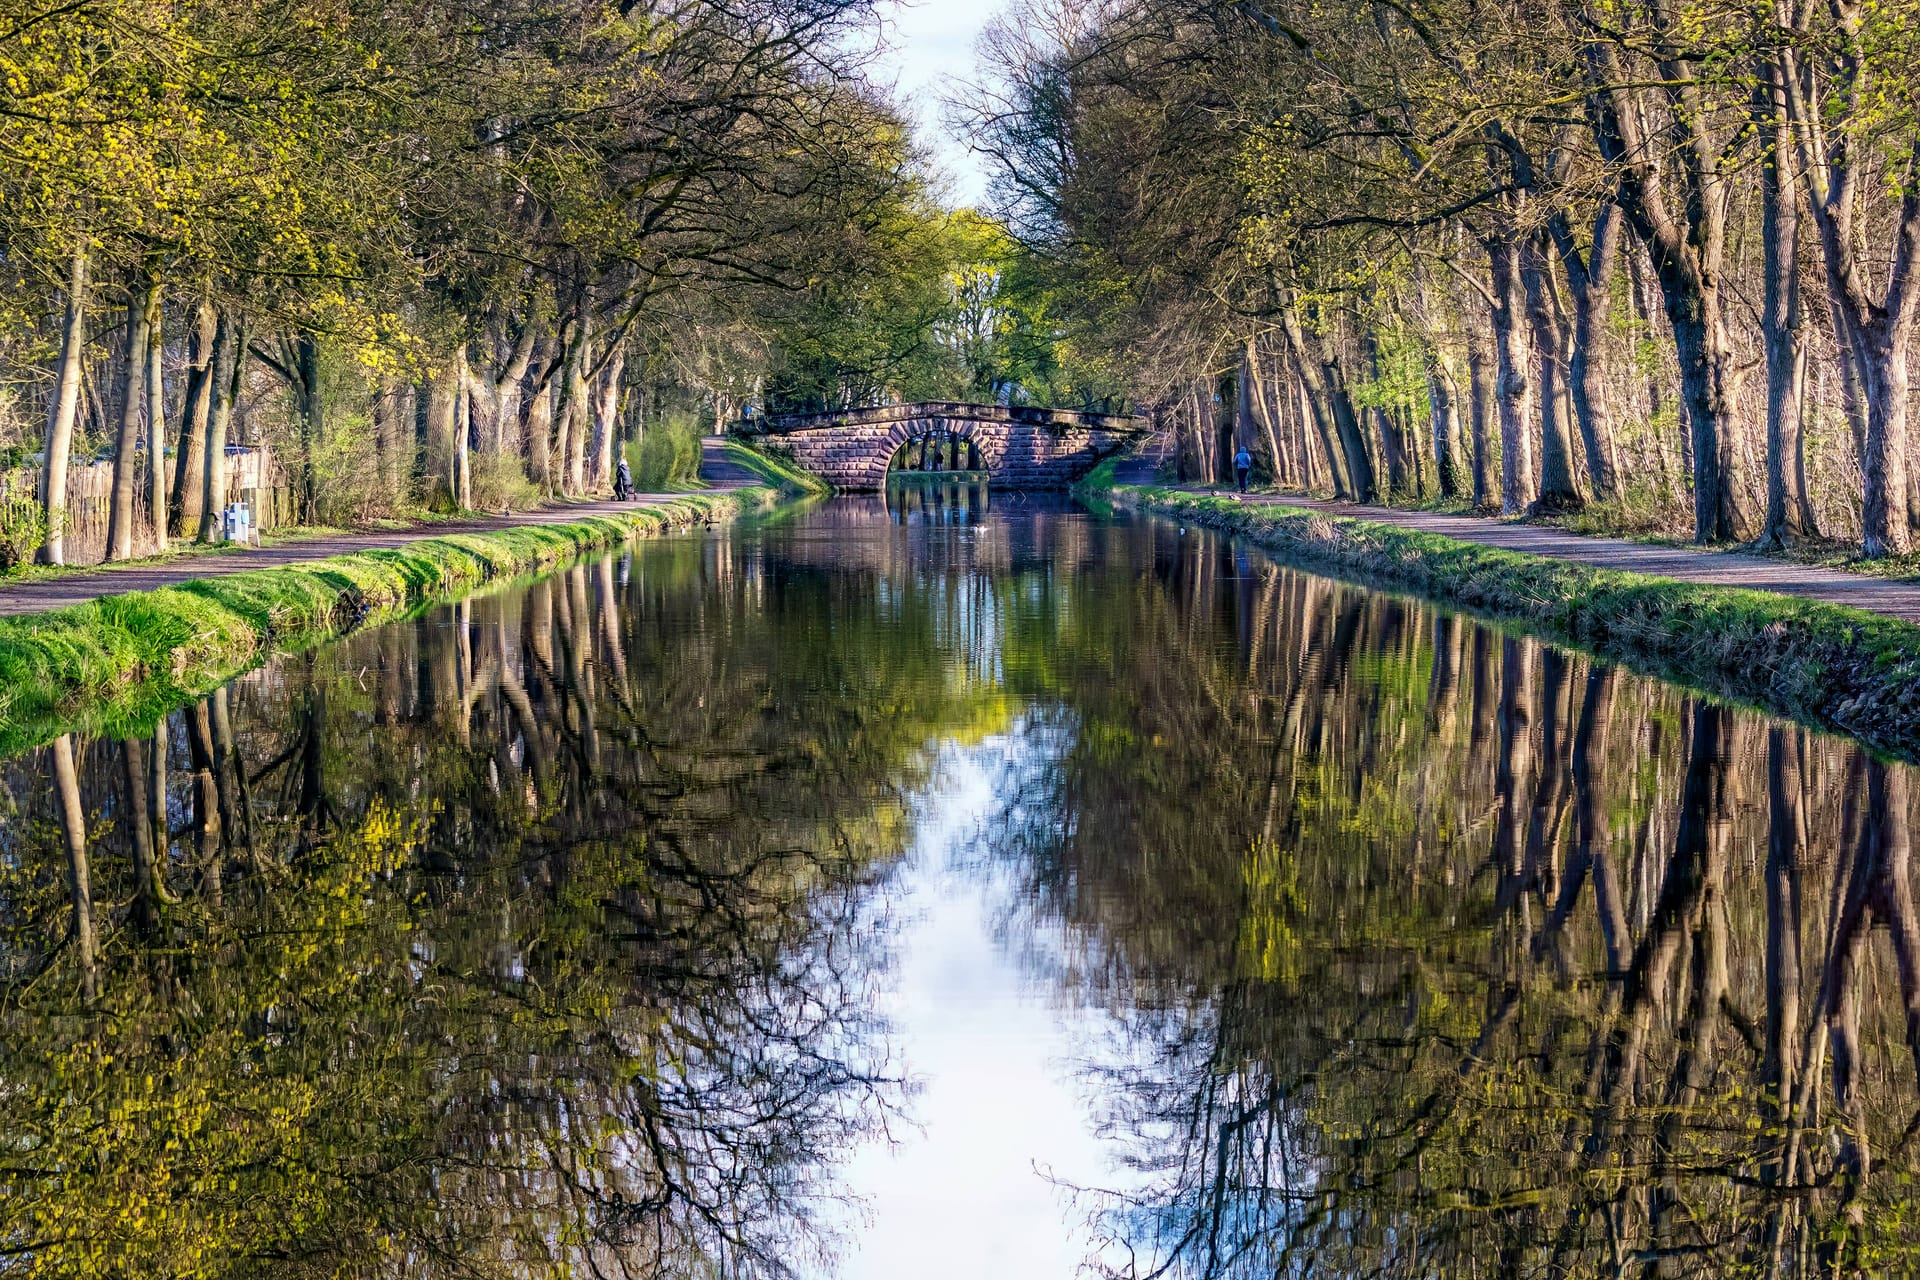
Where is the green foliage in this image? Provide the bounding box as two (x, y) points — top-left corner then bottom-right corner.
(469, 450), (542, 512)
(0, 492), (48, 569)
(302, 383), (391, 525)
(753, 203), (1124, 414)
(630, 413), (707, 491)
(0, 0), (927, 524)
(1346, 323), (1428, 420)
(760, 191), (968, 412)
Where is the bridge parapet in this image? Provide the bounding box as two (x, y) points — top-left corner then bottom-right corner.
(733, 402), (1145, 491)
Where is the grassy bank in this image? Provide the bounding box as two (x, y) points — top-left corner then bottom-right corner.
(1106, 481), (1920, 759)
(0, 489), (775, 756)
(714, 439), (833, 494)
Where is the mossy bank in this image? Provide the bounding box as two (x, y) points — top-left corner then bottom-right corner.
(0, 489), (775, 756)
(1107, 481), (1920, 761)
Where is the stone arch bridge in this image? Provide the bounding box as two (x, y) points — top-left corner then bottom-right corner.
(736, 403), (1144, 491)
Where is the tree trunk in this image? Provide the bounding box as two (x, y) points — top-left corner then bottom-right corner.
(1317, 345), (1375, 500)
(1555, 204), (1624, 500)
(40, 244), (88, 567)
(1785, 32), (1920, 556)
(294, 333), (323, 524)
(589, 344), (625, 493)
(1467, 329), (1494, 508)
(556, 311), (590, 496)
(373, 380), (411, 502)
(1758, 75), (1812, 550)
(1520, 233), (1582, 511)
(1423, 341), (1460, 499)
(170, 298), (216, 537)
(1279, 309), (1353, 497)
(1486, 236), (1535, 515)
(493, 314), (538, 457)
(1293, 381), (1324, 491)
(1245, 337), (1285, 485)
(1860, 332), (1915, 555)
(452, 347), (472, 510)
(527, 378), (555, 494)
(106, 281), (153, 562)
(1587, 50), (1751, 542)
(197, 313), (243, 543)
(1360, 325), (1410, 496)
(1663, 279), (1752, 542)
(145, 284), (167, 549)
(1189, 385), (1217, 487)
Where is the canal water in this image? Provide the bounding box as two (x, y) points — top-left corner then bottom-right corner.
(3, 492), (1918, 1277)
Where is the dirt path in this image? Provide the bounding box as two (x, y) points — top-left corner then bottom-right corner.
(1194, 491), (1920, 624)
(0, 491), (726, 619)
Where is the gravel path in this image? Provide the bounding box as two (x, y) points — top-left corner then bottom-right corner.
(1202, 491), (1920, 624)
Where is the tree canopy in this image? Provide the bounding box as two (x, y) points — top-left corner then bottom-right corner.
(960, 0), (1920, 554)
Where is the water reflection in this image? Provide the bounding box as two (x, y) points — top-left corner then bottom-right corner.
(3, 504), (1920, 1278)
(885, 478), (990, 525)
(974, 535), (1920, 1277)
(0, 539), (967, 1278)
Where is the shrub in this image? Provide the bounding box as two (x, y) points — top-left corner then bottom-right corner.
(308, 410), (396, 526)
(631, 413), (706, 490)
(0, 492), (48, 569)
(470, 451), (542, 512)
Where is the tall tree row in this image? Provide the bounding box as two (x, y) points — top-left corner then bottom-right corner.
(966, 0), (1920, 554)
(0, 0), (921, 562)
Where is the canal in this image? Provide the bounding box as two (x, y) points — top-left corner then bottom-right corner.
(2, 492), (1916, 1277)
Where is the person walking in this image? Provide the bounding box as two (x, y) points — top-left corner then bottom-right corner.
(615, 456), (633, 501)
(1233, 444), (1253, 494)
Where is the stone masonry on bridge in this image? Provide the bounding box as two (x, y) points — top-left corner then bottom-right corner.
(737, 402), (1144, 491)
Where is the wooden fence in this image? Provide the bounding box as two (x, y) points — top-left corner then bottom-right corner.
(0, 447), (292, 563)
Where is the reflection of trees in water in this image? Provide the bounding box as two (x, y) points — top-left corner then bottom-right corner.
(17, 511), (1920, 1277)
(0, 541), (1000, 1278)
(979, 523), (1920, 1278)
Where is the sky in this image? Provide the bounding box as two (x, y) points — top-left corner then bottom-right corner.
(872, 0), (1013, 206)
(831, 741), (1133, 1279)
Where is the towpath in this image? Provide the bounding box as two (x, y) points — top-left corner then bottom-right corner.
(1169, 488), (1920, 625)
(0, 441), (748, 619)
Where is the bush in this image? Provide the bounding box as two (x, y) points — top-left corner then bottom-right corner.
(308, 410), (397, 526)
(630, 413), (706, 490)
(470, 451), (541, 513)
(0, 493), (48, 570)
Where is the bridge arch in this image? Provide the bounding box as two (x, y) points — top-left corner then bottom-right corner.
(882, 417), (998, 475)
(737, 403), (1142, 491)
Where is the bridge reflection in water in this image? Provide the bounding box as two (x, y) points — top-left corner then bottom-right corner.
(885, 477), (991, 525)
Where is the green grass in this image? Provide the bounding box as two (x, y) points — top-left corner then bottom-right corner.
(0, 489), (777, 756)
(1110, 483), (1920, 761)
(719, 439), (832, 494)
